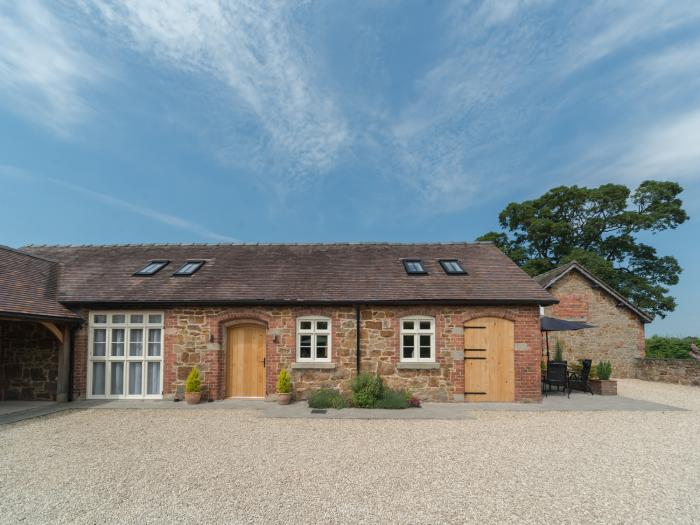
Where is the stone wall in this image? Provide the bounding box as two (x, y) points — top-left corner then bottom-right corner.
(72, 304), (542, 402)
(0, 320), (59, 401)
(543, 271), (646, 378)
(637, 358), (700, 386)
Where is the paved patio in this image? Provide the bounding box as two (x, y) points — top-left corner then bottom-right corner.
(0, 383), (683, 425)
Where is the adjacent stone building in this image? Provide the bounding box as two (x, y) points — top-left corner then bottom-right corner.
(535, 261), (652, 378)
(4, 242), (556, 403)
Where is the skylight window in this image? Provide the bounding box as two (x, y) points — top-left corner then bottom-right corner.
(133, 260), (169, 276)
(173, 260), (205, 276)
(403, 259), (427, 275)
(439, 259), (466, 275)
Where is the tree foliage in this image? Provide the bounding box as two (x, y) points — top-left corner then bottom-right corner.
(478, 181), (688, 318)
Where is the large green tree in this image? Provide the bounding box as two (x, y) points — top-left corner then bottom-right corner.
(478, 181), (688, 318)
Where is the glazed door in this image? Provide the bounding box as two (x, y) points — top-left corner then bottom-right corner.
(226, 324), (266, 398)
(464, 317), (515, 402)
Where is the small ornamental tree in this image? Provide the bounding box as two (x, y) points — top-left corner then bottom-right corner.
(276, 368), (292, 394)
(596, 361), (612, 380)
(185, 368), (201, 393)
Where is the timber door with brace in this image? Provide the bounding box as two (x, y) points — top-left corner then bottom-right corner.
(463, 317), (515, 402)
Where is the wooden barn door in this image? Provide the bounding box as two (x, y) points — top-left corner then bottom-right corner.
(226, 324), (266, 398)
(464, 317), (515, 402)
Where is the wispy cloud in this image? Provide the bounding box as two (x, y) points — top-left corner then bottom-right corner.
(576, 108), (700, 184)
(1, 166), (237, 242)
(78, 0), (349, 182)
(384, 0), (700, 212)
(0, 1), (103, 135)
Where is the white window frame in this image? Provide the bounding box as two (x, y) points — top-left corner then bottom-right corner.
(400, 316), (436, 363)
(87, 311), (164, 399)
(296, 316), (332, 363)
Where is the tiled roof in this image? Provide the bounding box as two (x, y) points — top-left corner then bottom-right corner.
(20, 242), (556, 306)
(0, 246), (81, 321)
(535, 260), (653, 323)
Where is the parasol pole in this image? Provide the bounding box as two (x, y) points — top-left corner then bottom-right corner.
(545, 331), (550, 362)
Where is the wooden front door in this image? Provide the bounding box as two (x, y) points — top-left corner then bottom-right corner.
(226, 324), (266, 398)
(464, 317), (515, 402)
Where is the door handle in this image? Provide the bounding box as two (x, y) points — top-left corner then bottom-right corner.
(262, 357), (266, 368)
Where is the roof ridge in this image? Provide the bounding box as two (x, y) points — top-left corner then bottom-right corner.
(1, 245), (60, 264)
(22, 241), (494, 248)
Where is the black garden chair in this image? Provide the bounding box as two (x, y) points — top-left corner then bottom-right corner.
(542, 361), (568, 396)
(568, 359), (593, 397)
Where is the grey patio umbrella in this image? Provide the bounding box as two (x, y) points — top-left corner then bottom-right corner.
(540, 316), (594, 361)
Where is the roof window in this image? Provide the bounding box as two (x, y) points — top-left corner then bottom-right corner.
(439, 259), (466, 275)
(403, 259), (427, 275)
(133, 260), (169, 276)
(173, 260), (205, 276)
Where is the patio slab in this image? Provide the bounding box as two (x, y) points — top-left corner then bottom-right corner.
(0, 391), (683, 425)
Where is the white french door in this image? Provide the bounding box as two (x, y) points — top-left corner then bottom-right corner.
(88, 312), (164, 399)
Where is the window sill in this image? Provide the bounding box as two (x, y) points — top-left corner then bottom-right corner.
(397, 362), (440, 370)
(290, 362), (336, 370)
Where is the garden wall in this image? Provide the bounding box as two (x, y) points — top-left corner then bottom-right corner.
(636, 358), (700, 386)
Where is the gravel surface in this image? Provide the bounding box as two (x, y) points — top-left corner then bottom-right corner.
(1, 379), (699, 524)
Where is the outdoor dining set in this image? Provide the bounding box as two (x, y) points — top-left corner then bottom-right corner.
(540, 316), (595, 398)
(541, 359), (594, 397)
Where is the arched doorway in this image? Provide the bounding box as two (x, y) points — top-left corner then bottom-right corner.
(463, 317), (515, 402)
(225, 324), (266, 398)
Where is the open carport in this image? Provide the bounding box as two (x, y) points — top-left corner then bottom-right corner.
(0, 246), (80, 404)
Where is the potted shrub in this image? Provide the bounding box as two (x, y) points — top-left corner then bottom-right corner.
(184, 367), (202, 405)
(276, 368), (292, 405)
(590, 360), (617, 395)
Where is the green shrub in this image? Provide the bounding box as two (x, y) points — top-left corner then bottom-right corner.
(185, 368), (201, 393)
(596, 361), (612, 380)
(375, 388), (410, 409)
(350, 372), (384, 408)
(307, 388), (346, 409)
(553, 339), (565, 362)
(276, 368), (292, 393)
(645, 336), (696, 359)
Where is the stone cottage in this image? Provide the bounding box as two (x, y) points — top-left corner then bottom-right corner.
(1, 242), (557, 403)
(535, 261), (652, 377)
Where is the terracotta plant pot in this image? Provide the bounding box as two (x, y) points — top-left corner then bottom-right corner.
(590, 379), (617, 395)
(277, 392), (292, 405)
(184, 391), (201, 405)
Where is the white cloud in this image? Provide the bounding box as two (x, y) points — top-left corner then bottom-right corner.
(79, 0), (349, 179)
(593, 109), (700, 183)
(1, 166), (237, 242)
(384, 0), (700, 213)
(0, 1), (103, 134)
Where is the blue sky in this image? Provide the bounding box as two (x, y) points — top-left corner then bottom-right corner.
(1, 1), (699, 336)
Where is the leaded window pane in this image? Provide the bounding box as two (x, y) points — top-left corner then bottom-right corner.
(128, 362), (142, 395)
(130, 329), (143, 356)
(148, 329), (161, 356)
(93, 329), (106, 357)
(92, 362), (105, 395)
(110, 362), (124, 395)
(147, 363), (161, 395)
(111, 329), (125, 356)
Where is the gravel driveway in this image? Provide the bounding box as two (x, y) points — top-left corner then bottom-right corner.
(1, 379), (699, 524)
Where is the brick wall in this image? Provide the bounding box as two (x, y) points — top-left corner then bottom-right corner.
(0, 320), (59, 401)
(543, 271), (645, 378)
(73, 304), (542, 402)
(637, 358), (700, 386)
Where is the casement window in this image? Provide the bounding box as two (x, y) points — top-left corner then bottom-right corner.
(296, 317), (332, 362)
(400, 316), (436, 362)
(88, 312), (164, 399)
